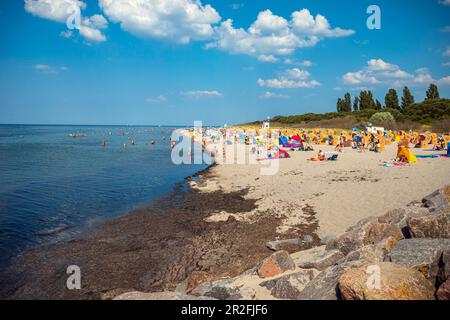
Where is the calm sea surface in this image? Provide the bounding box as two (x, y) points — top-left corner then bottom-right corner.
(0, 125), (208, 269)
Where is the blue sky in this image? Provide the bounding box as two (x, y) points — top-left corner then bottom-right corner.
(0, 0), (449, 125)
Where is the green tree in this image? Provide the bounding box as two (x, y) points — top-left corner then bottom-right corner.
(375, 99), (383, 110)
(401, 86), (414, 111)
(336, 98), (342, 112)
(425, 84), (440, 100)
(359, 90), (376, 110)
(353, 96), (359, 112)
(385, 88), (400, 110)
(369, 112), (396, 129)
(343, 92), (352, 112)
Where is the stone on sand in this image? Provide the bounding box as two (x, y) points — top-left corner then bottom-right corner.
(338, 262), (435, 300)
(257, 251), (296, 278)
(114, 291), (217, 300)
(259, 269), (318, 299)
(387, 238), (450, 284)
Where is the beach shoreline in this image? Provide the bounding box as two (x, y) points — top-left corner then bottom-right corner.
(1, 142), (449, 299)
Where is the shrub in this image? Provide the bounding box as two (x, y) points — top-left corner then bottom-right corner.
(369, 112), (396, 129)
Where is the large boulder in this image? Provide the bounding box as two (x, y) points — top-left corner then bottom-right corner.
(259, 269), (318, 299)
(388, 239), (450, 285)
(257, 251), (296, 278)
(338, 262), (435, 300)
(326, 220), (403, 256)
(377, 206), (429, 238)
(422, 187), (450, 212)
(296, 260), (365, 300)
(114, 291), (217, 300)
(436, 278), (450, 300)
(407, 211), (450, 239)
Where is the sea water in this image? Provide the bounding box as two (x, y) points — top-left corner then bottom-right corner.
(0, 124), (209, 269)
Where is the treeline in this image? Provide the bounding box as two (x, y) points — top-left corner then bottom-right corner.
(245, 83), (449, 130)
(336, 84), (440, 113)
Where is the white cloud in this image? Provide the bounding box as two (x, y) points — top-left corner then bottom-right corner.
(259, 91), (288, 99)
(181, 90), (223, 98)
(284, 58), (313, 67)
(258, 54), (278, 63)
(24, 0), (107, 43)
(258, 68), (320, 89)
(59, 30), (73, 39)
(441, 26), (450, 32)
(208, 8), (353, 60)
(145, 95), (167, 103)
(79, 25), (107, 42)
(34, 64), (68, 74)
(99, 0), (221, 44)
(443, 62), (450, 67)
(439, 0), (450, 6)
(230, 3), (243, 10)
(25, 0), (86, 23)
(341, 59), (450, 87)
(443, 47), (450, 57)
(291, 9), (355, 38)
(437, 76), (450, 86)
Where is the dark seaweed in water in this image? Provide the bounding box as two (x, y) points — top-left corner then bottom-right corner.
(0, 168), (320, 300)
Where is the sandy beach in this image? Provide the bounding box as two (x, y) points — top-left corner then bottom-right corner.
(200, 144), (450, 238)
(1, 140), (449, 300)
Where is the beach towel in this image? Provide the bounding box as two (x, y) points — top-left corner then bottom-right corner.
(416, 154), (438, 158)
(383, 162), (410, 167)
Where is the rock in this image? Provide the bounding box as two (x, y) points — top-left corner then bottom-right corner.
(343, 244), (385, 264)
(338, 262), (435, 300)
(407, 211), (450, 239)
(266, 236), (316, 252)
(259, 269), (318, 299)
(422, 188), (450, 212)
(257, 251), (296, 278)
(204, 286), (242, 300)
(114, 291), (217, 300)
(444, 250), (450, 278)
(364, 223), (404, 245)
(189, 268), (256, 297)
(436, 278), (450, 300)
(296, 260), (366, 300)
(388, 238), (450, 284)
(266, 239), (302, 251)
(377, 206), (429, 238)
(326, 221), (404, 256)
(291, 246), (326, 265)
(320, 234), (335, 245)
(296, 249), (344, 271)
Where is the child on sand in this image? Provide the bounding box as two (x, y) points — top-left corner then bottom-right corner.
(308, 150), (326, 161)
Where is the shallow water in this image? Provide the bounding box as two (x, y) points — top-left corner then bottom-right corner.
(0, 124), (208, 269)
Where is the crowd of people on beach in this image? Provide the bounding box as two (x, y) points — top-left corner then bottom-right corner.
(185, 125), (450, 166)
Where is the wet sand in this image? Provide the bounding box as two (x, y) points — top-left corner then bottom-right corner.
(1, 144), (449, 299)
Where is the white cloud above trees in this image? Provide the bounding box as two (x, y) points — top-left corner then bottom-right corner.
(341, 59), (450, 88)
